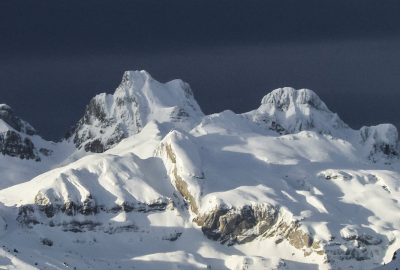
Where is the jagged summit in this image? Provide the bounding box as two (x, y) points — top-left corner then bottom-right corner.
(0, 104), (52, 161)
(69, 70), (204, 153)
(0, 104), (36, 135)
(245, 87), (349, 135)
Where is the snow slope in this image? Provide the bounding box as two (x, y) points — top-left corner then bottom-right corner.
(0, 71), (399, 270)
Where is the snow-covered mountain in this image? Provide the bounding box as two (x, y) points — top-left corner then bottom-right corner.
(244, 87), (399, 161)
(0, 71), (399, 270)
(244, 87), (349, 135)
(68, 70), (204, 153)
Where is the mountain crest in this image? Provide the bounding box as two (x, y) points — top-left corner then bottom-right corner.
(360, 124), (399, 160)
(0, 104), (36, 135)
(245, 87), (348, 135)
(0, 104), (48, 160)
(120, 70), (152, 85)
(260, 87), (329, 112)
(70, 70), (204, 153)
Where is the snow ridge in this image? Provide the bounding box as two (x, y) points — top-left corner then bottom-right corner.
(245, 87), (349, 135)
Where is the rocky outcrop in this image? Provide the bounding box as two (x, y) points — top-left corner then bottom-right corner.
(0, 130), (39, 160)
(157, 130), (204, 215)
(17, 191), (172, 233)
(70, 95), (131, 153)
(194, 204), (322, 254)
(0, 104), (49, 160)
(157, 130), (324, 254)
(0, 104), (36, 135)
(32, 191), (170, 218)
(164, 143), (199, 214)
(195, 203), (389, 265)
(195, 205), (277, 245)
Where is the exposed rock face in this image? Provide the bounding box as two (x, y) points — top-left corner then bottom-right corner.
(244, 87), (348, 135)
(157, 130), (204, 215)
(0, 130), (38, 160)
(164, 143), (199, 214)
(325, 234), (385, 263)
(195, 205), (277, 245)
(69, 70), (204, 153)
(195, 203), (388, 265)
(17, 190), (171, 233)
(0, 104), (36, 135)
(157, 130), (322, 253)
(194, 204), (321, 253)
(30, 190), (171, 219)
(360, 124), (399, 161)
(0, 104), (46, 160)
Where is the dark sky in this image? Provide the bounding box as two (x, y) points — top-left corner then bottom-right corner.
(1, 0), (400, 140)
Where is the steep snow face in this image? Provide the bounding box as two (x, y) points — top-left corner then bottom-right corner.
(69, 70), (204, 153)
(244, 87), (349, 135)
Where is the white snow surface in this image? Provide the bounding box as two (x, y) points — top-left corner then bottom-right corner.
(0, 71), (399, 270)
(244, 87), (349, 135)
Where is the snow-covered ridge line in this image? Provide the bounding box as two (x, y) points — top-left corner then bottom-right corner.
(244, 87), (349, 135)
(67, 70), (204, 153)
(0, 70), (399, 270)
(244, 87), (399, 161)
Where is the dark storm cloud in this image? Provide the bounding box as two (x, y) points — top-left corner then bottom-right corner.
(0, 0), (400, 139)
(1, 0), (400, 56)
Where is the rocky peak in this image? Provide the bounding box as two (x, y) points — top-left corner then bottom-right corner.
(0, 104), (36, 135)
(69, 70), (204, 153)
(244, 87), (348, 135)
(0, 104), (48, 161)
